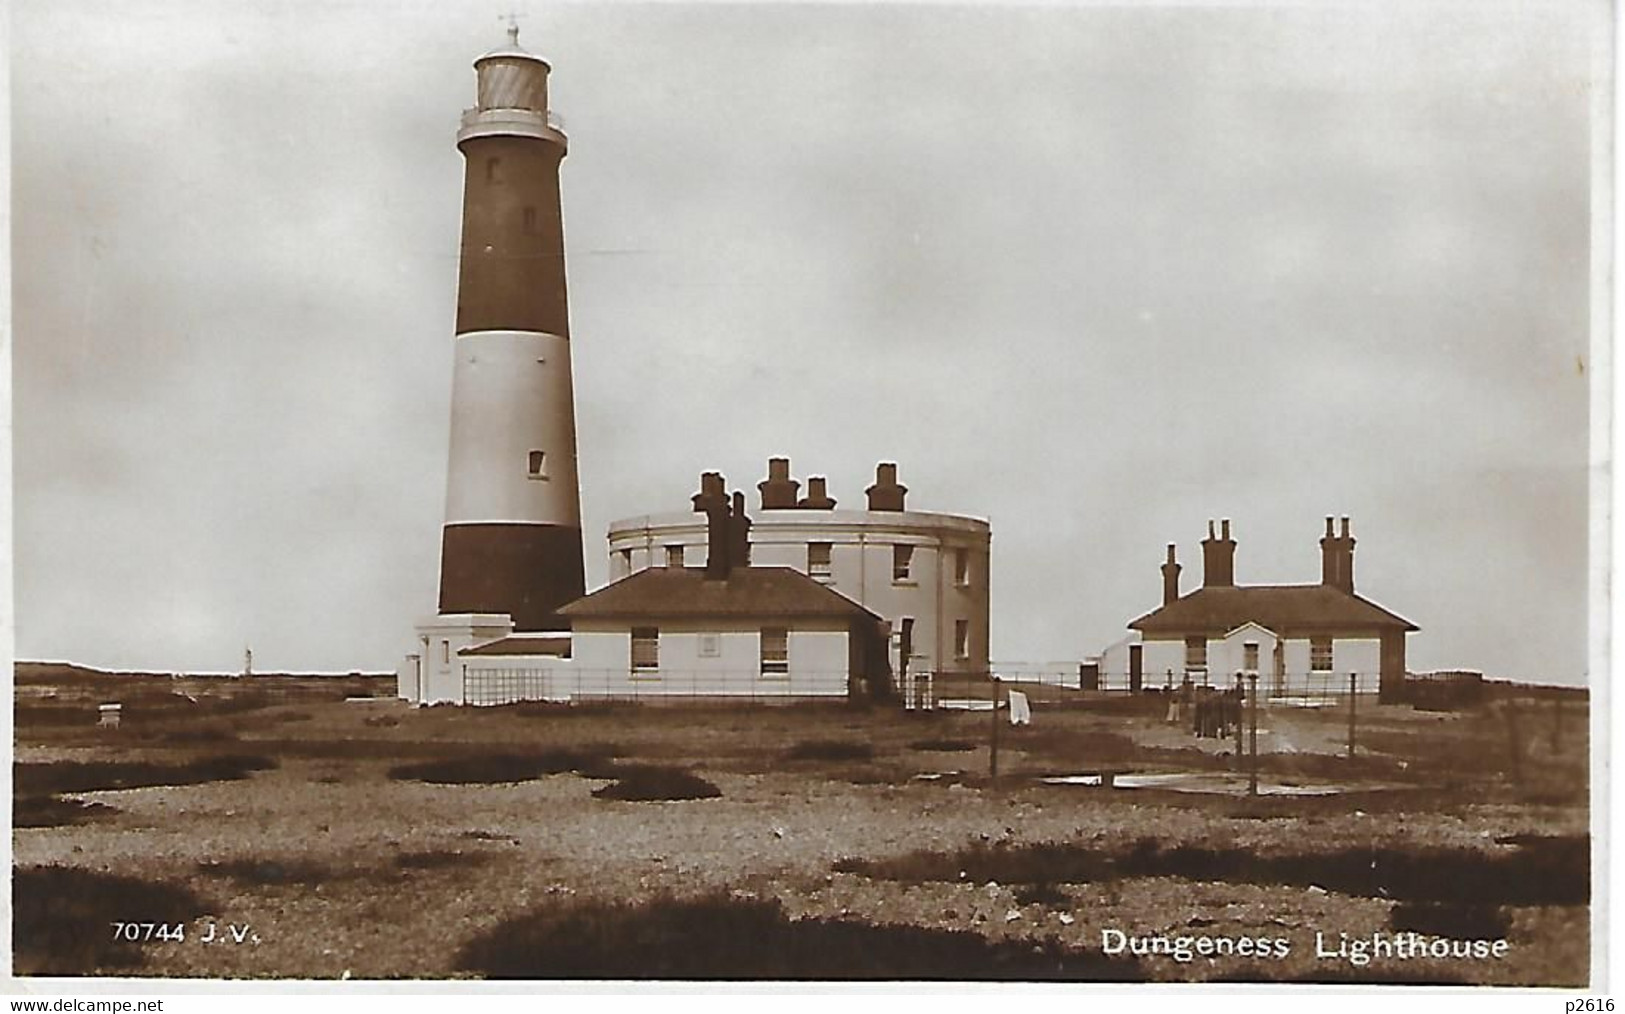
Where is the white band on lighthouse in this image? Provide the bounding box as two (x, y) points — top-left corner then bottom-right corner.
(443, 329), (581, 528)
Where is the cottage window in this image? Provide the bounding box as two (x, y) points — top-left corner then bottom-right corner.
(1243, 642), (1260, 672)
(954, 549), (970, 587)
(631, 627), (659, 673)
(760, 627), (789, 677)
(808, 542), (833, 579)
(892, 545), (914, 583)
(1184, 636), (1207, 671)
(666, 545), (685, 569)
(527, 450), (547, 479)
(954, 620), (970, 660)
(1310, 638), (1334, 672)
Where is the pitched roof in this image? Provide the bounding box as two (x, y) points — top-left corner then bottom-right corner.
(460, 635), (572, 657)
(557, 567), (882, 623)
(1130, 584), (1418, 635)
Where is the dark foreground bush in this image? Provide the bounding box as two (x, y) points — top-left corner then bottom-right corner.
(160, 722), (240, 743)
(908, 738), (978, 753)
(196, 858), (349, 887)
(15, 755), (278, 795)
(14, 867), (212, 975)
(784, 740), (875, 762)
(1013, 882), (1070, 907)
(387, 747), (615, 785)
(15, 704), (99, 729)
(1389, 901), (1513, 939)
(455, 893), (1142, 980)
(591, 765), (721, 801)
(835, 834), (1589, 907)
(14, 795), (117, 829)
(395, 849), (492, 871)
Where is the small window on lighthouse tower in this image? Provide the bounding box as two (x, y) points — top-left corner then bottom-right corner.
(523, 206), (537, 234)
(527, 450), (548, 480)
(486, 157), (502, 184)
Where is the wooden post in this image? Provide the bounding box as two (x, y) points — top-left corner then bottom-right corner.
(1504, 699), (1524, 785)
(1347, 672), (1357, 759)
(989, 674), (1001, 781)
(1247, 673), (1259, 796)
(1232, 675), (1244, 759)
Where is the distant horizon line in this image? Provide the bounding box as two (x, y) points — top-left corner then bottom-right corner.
(11, 657), (1589, 691)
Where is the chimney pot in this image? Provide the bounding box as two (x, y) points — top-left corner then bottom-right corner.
(701, 472), (731, 579)
(1221, 518), (1231, 541)
(1340, 516), (1351, 538)
(1325, 516), (1335, 537)
(757, 457), (800, 509)
(730, 490), (752, 568)
(693, 471), (727, 512)
(866, 462), (907, 511)
(798, 475), (837, 509)
(1201, 520), (1236, 588)
(1161, 543), (1182, 605)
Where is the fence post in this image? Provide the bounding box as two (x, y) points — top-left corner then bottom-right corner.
(989, 673), (1000, 782)
(1504, 698), (1524, 785)
(1247, 672), (1259, 796)
(1347, 672), (1357, 759)
(1232, 675), (1244, 758)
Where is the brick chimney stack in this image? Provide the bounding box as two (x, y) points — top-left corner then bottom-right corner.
(798, 476), (837, 509)
(692, 472), (731, 580)
(729, 491), (752, 567)
(758, 457), (800, 510)
(1201, 518), (1237, 588)
(1161, 543), (1182, 606)
(1320, 515), (1356, 593)
(866, 462), (908, 511)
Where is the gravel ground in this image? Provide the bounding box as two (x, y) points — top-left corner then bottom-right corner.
(12, 691), (1592, 984)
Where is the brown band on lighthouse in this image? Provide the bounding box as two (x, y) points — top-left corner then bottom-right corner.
(454, 134), (570, 337)
(438, 523), (586, 631)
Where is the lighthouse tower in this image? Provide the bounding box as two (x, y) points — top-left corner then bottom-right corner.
(436, 27), (585, 632)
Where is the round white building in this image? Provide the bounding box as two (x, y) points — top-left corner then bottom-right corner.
(606, 460), (991, 700)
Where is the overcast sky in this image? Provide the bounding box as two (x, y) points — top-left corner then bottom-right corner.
(11, 0), (1601, 682)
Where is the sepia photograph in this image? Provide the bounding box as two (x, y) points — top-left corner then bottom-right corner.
(8, 0), (1606, 989)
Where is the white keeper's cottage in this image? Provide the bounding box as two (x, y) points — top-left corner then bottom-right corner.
(1099, 517), (1418, 702)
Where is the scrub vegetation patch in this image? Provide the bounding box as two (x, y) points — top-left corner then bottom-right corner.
(14, 867), (213, 976)
(455, 892), (1142, 980)
(835, 835), (1588, 907)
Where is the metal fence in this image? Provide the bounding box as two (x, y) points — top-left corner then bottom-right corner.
(462, 667), (857, 706)
(458, 664), (1527, 712)
(1087, 668), (1380, 700)
(904, 668), (1386, 711)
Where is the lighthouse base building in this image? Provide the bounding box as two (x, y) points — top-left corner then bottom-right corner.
(400, 461), (990, 707)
